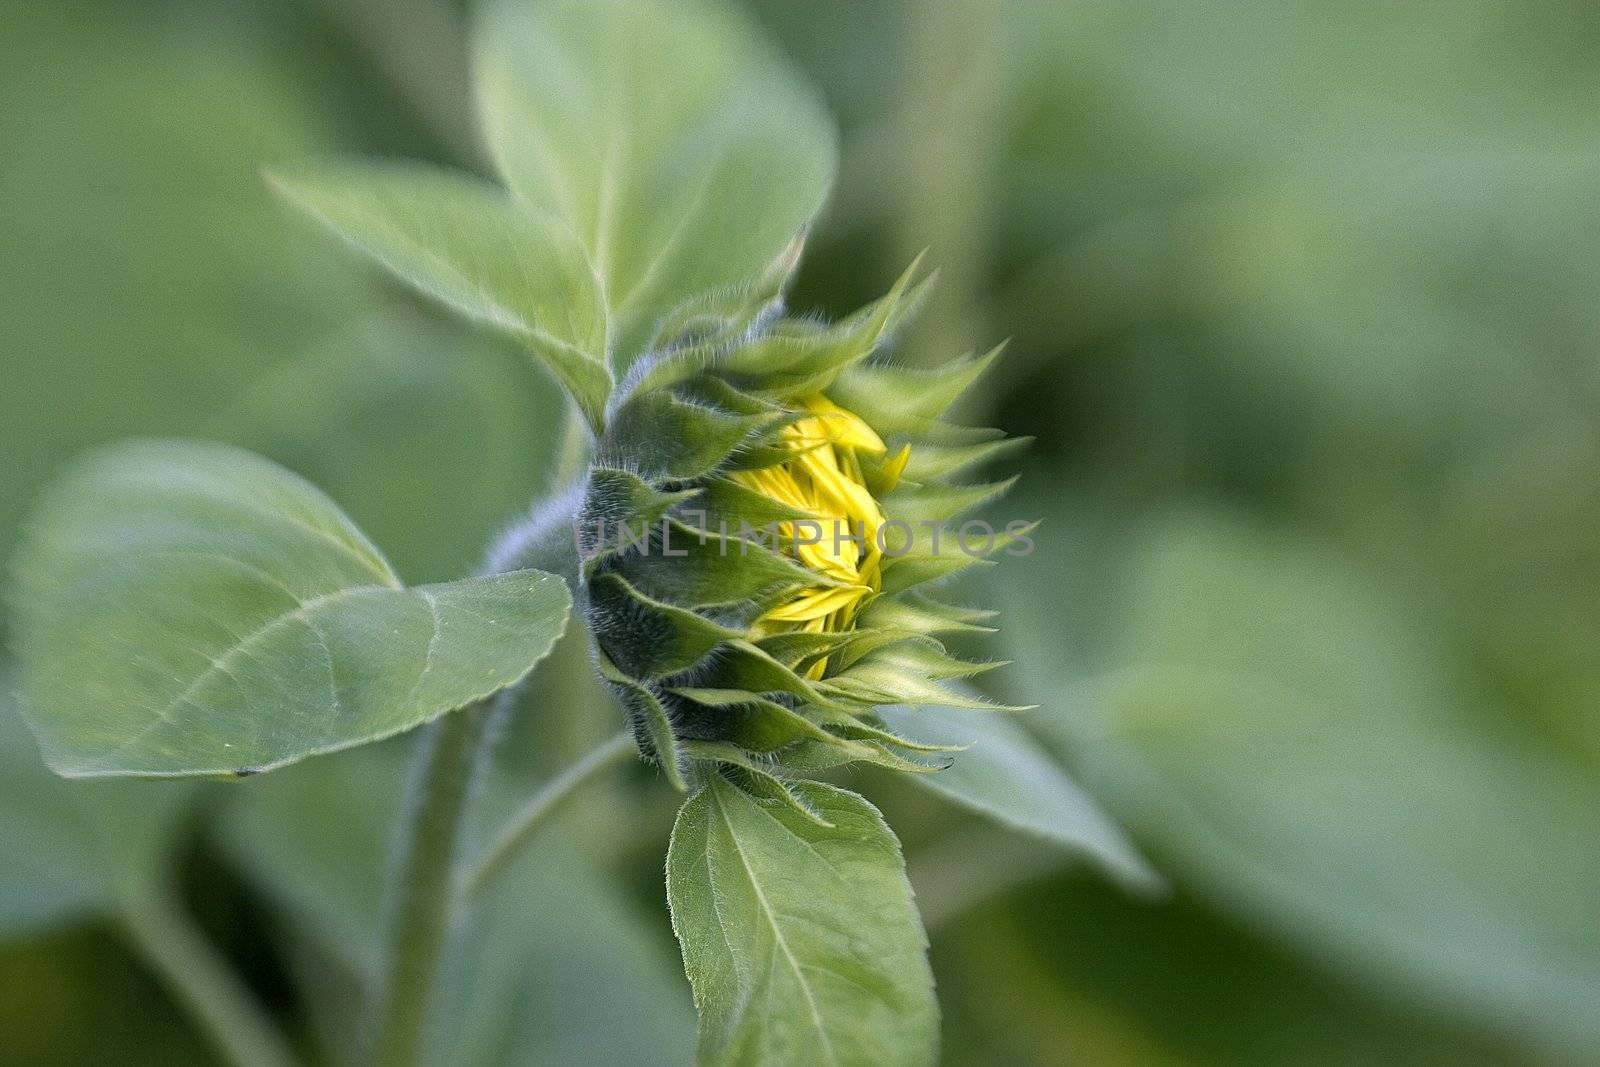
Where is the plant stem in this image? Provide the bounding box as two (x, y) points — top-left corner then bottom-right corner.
(459, 730), (633, 897)
(369, 697), (496, 1067)
(121, 889), (300, 1067)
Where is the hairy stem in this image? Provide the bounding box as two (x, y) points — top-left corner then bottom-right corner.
(369, 696), (497, 1067)
(459, 730), (633, 896)
(371, 408), (597, 1064)
(121, 890), (300, 1067)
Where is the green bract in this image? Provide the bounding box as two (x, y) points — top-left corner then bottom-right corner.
(578, 260), (1033, 798)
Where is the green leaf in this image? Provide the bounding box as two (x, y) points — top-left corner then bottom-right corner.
(667, 775), (937, 1067)
(11, 440), (571, 778)
(475, 0), (837, 367)
(269, 161), (613, 430)
(876, 704), (1162, 894)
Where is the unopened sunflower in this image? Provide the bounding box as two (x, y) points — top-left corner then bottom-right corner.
(577, 258), (1031, 798)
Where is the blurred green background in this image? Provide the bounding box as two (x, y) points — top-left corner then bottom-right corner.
(4, 0), (1598, 1063)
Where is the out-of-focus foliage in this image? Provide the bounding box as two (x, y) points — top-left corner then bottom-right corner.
(215, 311), (566, 585)
(878, 703), (1159, 894)
(1004, 506), (1600, 1057)
(219, 743), (695, 1066)
(4, 0), (1599, 1062)
(0, 684), (196, 937)
(0, 1), (359, 569)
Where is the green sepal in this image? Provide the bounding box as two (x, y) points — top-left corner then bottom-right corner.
(877, 552), (995, 597)
(799, 626), (925, 676)
(586, 571), (743, 681)
(645, 237), (801, 355)
(898, 435), (1031, 483)
(866, 638), (1009, 682)
(618, 519), (833, 615)
(776, 738), (951, 775)
(716, 255), (925, 399)
(676, 375), (784, 418)
(828, 341), (1005, 430)
(825, 630), (934, 671)
(687, 477), (818, 535)
(722, 423), (823, 472)
(820, 712), (970, 755)
(821, 662), (1029, 714)
(602, 390), (779, 481)
(882, 475), (1020, 525)
(877, 520), (1037, 596)
(692, 640), (828, 706)
(668, 688), (840, 752)
(752, 631), (857, 670)
(856, 593), (998, 636)
(596, 650), (687, 791)
(577, 467), (700, 562)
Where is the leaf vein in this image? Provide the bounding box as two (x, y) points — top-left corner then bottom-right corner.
(711, 783), (840, 1067)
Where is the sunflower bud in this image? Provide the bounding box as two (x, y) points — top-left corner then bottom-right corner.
(578, 258), (1029, 797)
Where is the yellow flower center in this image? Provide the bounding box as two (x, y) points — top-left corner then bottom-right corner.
(731, 394), (909, 677)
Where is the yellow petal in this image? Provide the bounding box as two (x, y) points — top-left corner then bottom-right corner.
(878, 444), (911, 493)
(762, 584), (870, 622)
(726, 393), (906, 674)
(802, 394), (887, 455)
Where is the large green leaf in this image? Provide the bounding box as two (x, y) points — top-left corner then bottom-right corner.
(876, 704), (1162, 894)
(475, 0), (838, 367)
(11, 441), (571, 779)
(269, 162), (613, 430)
(667, 775), (937, 1067)
(273, 0), (836, 429)
(219, 743), (694, 1067)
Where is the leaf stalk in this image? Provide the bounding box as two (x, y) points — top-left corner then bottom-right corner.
(459, 729), (634, 896)
(121, 888), (300, 1067)
(368, 696), (496, 1067)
